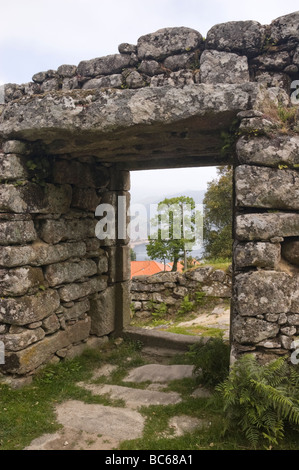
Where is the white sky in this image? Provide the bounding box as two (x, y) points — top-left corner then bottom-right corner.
(1, 0), (298, 198)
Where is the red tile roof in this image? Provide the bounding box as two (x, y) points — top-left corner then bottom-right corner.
(131, 261), (171, 278)
(131, 260), (185, 278)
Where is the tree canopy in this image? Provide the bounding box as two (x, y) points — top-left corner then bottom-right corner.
(203, 166), (233, 260)
(146, 195), (201, 271)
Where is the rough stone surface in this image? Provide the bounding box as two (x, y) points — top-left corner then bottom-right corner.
(37, 218), (96, 244)
(232, 316), (280, 344)
(0, 153), (28, 180)
(0, 183), (72, 214)
(2, 318), (91, 374)
(282, 239), (299, 266)
(80, 383), (182, 408)
(200, 50), (249, 84)
(125, 364), (195, 383)
(0, 241), (86, 268)
(269, 11), (299, 46)
(234, 271), (293, 316)
(206, 20), (265, 56)
(58, 277), (107, 302)
(235, 165), (299, 210)
(45, 259), (97, 286)
(1, 327), (45, 351)
(235, 213), (299, 241)
(55, 400), (145, 440)
(77, 53), (135, 78)
(61, 299), (90, 321)
(236, 135), (299, 168)
(89, 286), (115, 336)
(137, 27), (203, 60)
(234, 242), (281, 269)
(0, 289), (60, 325)
(0, 267), (44, 296)
(0, 220), (37, 245)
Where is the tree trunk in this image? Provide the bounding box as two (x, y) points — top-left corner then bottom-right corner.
(172, 257), (178, 271)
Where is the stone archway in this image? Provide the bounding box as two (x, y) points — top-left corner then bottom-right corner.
(0, 11), (298, 375)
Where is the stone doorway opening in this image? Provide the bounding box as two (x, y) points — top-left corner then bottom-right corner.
(127, 165), (233, 350)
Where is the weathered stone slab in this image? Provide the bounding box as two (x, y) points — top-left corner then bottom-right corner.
(125, 364), (195, 383)
(0, 220), (37, 245)
(1, 327), (45, 351)
(71, 187), (100, 212)
(55, 400), (144, 440)
(89, 286), (115, 336)
(234, 271), (291, 316)
(269, 11), (299, 45)
(0, 241), (86, 268)
(2, 140), (31, 155)
(77, 54), (134, 77)
(82, 75), (123, 90)
(58, 277), (107, 302)
(0, 84), (254, 145)
(42, 314), (60, 334)
(80, 383), (181, 408)
(205, 20), (265, 57)
(53, 160), (110, 188)
(61, 298), (90, 321)
(45, 259), (97, 286)
(236, 135), (299, 168)
(200, 50), (249, 84)
(232, 316), (280, 344)
(234, 242), (281, 269)
(0, 153), (28, 180)
(1, 318), (91, 374)
(107, 245), (131, 283)
(235, 165), (299, 209)
(235, 213), (299, 241)
(0, 266), (44, 296)
(137, 27), (203, 60)
(0, 183), (72, 214)
(0, 289), (60, 325)
(37, 218), (96, 244)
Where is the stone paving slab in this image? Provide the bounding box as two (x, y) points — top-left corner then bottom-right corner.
(55, 400), (145, 440)
(25, 427), (120, 451)
(79, 383), (182, 408)
(124, 364), (195, 383)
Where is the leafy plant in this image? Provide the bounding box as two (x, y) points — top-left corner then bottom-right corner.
(147, 300), (168, 318)
(177, 295), (194, 316)
(194, 291), (206, 305)
(187, 337), (230, 387)
(216, 354), (299, 448)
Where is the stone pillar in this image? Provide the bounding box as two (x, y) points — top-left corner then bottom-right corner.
(232, 111), (299, 363)
(90, 166), (131, 336)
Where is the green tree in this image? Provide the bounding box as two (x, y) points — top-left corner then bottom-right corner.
(203, 166), (233, 260)
(146, 196), (201, 271)
(130, 248), (136, 261)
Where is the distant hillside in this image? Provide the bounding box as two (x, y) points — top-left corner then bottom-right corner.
(131, 189), (206, 206)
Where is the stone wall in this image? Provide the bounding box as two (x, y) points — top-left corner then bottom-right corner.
(2, 14), (298, 104)
(131, 267), (232, 319)
(232, 111), (299, 362)
(0, 11), (298, 374)
(0, 141), (131, 375)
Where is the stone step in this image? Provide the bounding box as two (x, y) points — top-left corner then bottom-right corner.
(124, 364), (195, 383)
(123, 327), (208, 353)
(78, 383), (182, 408)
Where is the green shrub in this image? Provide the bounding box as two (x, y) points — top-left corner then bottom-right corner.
(187, 337), (230, 387)
(216, 354), (299, 448)
(177, 295), (194, 316)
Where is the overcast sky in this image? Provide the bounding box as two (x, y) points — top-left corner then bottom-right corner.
(1, 0), (298, 200)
